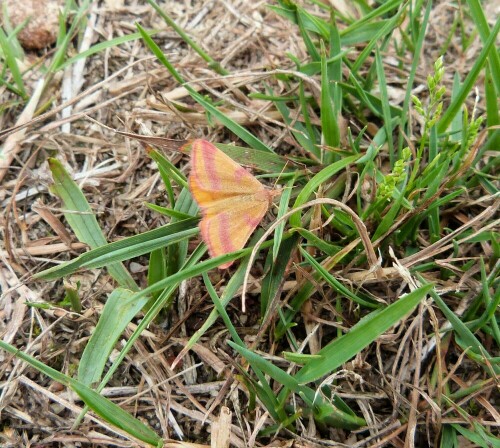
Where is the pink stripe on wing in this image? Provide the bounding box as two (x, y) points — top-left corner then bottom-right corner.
(198, 140), (221, 190)
(217, 213), (236, 254)
(234, 166), (249, 182)
(243, 212), (262, 229)
(218, 212), (234, 254)
(201, 214), (235, 269)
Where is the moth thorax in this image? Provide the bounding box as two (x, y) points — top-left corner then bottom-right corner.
(253, 189), (274, 203)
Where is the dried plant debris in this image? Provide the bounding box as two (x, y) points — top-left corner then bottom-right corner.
(0, 1), (499, 447)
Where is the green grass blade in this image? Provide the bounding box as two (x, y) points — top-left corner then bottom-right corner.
(484, 67), (500, 150)
(33, 218), (199, 280)
(375, 46), (395, 161)
(295, 228), (341, 255)
(214, 143), (288, 171)
(470, 260), (500, 331)
(228, 341), (365, 429)
(342, 19), (398, 46)
(147, 247), (167, 301)
(290, 154), (360, 227)
(164, 188), (199, 276)
(72, 245), (208, 428)
(1, 2), (25, 59)
(272, 89), (320, 158)
(203, 271), (286, 422)
(466, 0), (500, 93)
(437, 17), (500, 134)
(275, 1), (330, 39)
(0, 339), (72, 386)
(271, 0), (403, 46)
(57, 30), (160, 71)
(70, 381), (161, 445)
(263, 234), (300, 314)
(78, 288), (148, 386)
(47, 0), (92, 74)
(449, 73), (464, 142)
(350, 10), (403, 74)
(329, 20), (342, 111)
(340, 81), (403, 118)
(91, 246), (206, 394)
(371, 191), (406, 241)
(399, 0), (431, 152)
(422, 276), (499, 375)
(300, 248), (379, 308)
(296, 389), (366, 429)
(272, 178), (294, 262)
(320, 41), (340, 161)
(171, 255), (251, 365)
(450, 423), (494, 448)
(136, 23), (273, 153)
(203, 273), (245, 347)
(0, 26), (27, 98)
(341, 0), (404, 39)
(146, 0), (228, 75)
(147, 148), (188, 188)
(0, 339), (161, 446)
(294, 284), (434, 383)
(296, 8), (321, 61)
(47, 158), (138, 290)
(228, 341), (301, 390)
(144, 203), (192, 220)
(441, 425), (459, 448)
(275, 248), (380, 340)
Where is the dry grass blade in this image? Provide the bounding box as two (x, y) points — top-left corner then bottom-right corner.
(0, 79), (44, 182)
(0, 0), (498, 446)
(210, 406), (232, 448)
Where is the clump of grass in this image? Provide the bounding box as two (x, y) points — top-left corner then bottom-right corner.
(1, 0), (498, 446)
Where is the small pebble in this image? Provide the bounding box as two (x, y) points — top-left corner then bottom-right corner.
(129, 262), (146, 273)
